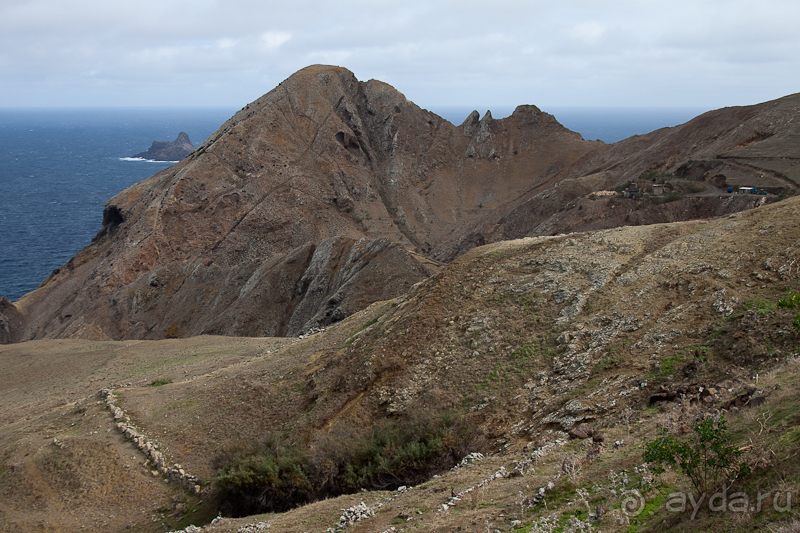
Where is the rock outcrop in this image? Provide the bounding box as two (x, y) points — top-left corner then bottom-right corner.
(131, 132), (196, 161)
(0, 297), (23, 344)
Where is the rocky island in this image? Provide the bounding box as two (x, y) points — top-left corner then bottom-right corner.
(131, 131), (195, 161)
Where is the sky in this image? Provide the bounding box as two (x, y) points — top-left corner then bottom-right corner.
(1, 0), (798, 110)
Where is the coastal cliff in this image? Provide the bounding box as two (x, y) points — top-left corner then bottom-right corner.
(4, 65), (799, 343)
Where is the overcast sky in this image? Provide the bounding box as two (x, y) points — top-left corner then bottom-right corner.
(1, 0), (798, 110)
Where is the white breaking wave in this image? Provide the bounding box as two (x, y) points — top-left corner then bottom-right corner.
(119, 157), (178, 163)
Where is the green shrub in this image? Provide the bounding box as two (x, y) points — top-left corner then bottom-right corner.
(214, 436), (312, 516)
(643, 416), (750, 495)
(650, 191), (685, 205)
(647, 351), (688, 384)
(213, 412), (483, 516)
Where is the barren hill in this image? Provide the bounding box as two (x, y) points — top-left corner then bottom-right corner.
(1, 65), (596, 343)
(1, 196), (799, 532)
(1, 66), (798, 346)
(488, 92), (800, 242)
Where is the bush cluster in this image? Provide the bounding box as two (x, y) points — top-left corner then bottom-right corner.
(649, 191), (685, 205)
(213, 411), (484, 516)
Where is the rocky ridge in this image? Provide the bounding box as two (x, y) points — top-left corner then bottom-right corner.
(4, 65), (594, 342)
(4, 65), (797, 344)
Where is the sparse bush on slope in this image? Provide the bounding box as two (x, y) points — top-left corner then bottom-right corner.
(213, 411), (484, 517)
(644, 416), (750, 496)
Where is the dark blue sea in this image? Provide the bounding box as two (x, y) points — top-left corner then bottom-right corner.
(0, 108), (235, 302)
(0, 106), (707, 302)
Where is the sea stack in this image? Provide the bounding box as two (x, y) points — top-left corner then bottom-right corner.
(132, 132), (195, 161)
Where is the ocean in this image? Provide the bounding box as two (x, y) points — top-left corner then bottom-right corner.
(0, 108), (236, 302)
(0, 106), (707, 302)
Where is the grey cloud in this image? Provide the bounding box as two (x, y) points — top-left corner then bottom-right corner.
(0, 0), (798, 108)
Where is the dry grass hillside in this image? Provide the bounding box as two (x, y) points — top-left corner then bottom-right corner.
(2, 196), (799, 532)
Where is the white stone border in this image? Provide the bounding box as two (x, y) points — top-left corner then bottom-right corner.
(440, 440), (567, 512)
(101, 387), (203, 495)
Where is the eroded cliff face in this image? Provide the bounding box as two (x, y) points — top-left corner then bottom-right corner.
(10, 65), (594, 341)
(0, 298), (23, 344)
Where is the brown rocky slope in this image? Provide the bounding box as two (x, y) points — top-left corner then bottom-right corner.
(486, 91), (800, 242)
(2, 65), (596, 343)
(2, 66), (799, 344)
(1, 195), (799, 532)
